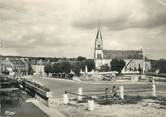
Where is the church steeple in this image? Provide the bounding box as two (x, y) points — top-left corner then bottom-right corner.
(96, 27), (102, 40)
(95, 26), (103, 50)
(94, 25), (104, 68)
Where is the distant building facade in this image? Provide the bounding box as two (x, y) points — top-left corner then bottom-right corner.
(94, 27), (151, 72)
(31, 59), (45, 75)
(1, 57), (28, 76)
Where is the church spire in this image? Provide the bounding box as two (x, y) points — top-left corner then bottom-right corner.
(96, 25), (102, 40)
(95, 25), (103, 50)
(94, 25), (103, 68)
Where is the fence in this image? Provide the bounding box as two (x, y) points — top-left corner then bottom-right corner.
(19, 79), (53, 106)
(63, 86), (127, 111)
(63, 81), (161, 111)
(63, 87), (97, 111)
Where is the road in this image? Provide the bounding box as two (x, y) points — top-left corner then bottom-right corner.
(29, 77), (166, 98)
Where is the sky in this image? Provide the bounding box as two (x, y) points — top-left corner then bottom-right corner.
(0, 0), (166, 59)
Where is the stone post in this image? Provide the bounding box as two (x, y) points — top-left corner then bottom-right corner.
(152, 77), (155, 84)
(88, 100), (95, 111)
(152, 84), (156, 97)
(78, 87), (83, 101)
(63, 93), (69, 104)
(119, 85), (124, 99)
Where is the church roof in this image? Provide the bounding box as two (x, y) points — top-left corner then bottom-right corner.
(103, 50), (143, 59)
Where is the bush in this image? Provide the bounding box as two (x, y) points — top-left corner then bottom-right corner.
(99, 64), (111, 72)
(111, 59), (125, 73)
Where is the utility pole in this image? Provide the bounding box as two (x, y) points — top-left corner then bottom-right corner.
(0, 40), (3, 76)
(142, 48), (146, 75)
(73, 57), (75, 74)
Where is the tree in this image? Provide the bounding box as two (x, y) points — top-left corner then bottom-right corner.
(158, 59), (166, 73)
(138, 64), (143, 74)
(28, 63), (34, 75)
(111, 59), (125, 73)
(53, 63), (61, 73)
(149, 59), (166, 74)
(44, 64), (52, 76)
(72, 62), (81, 76)
(77, 56), (86, 62)
(80, 60), (86, 71)
(79, 59), (95, 72)
(52, 62), (72, 74)
(43, 57), (95, 77)
(60, 62), (72, 73)
(86, 59), (95, 71)
(50, 57), (58, 62)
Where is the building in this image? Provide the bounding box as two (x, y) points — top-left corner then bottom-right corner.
(1, 57), (28, 76)
(94, 27), (151, 72)
(31, 59), (45, 75)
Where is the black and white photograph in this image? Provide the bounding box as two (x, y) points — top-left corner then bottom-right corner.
(0, 0), (166, 117)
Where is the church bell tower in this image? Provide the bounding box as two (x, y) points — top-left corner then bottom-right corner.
(94, 26), (103, 68)
(95, 27), (103, 50)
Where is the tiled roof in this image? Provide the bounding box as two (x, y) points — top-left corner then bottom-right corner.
(30, 59), (47, 65)
(8, 58), (25, 66)
(103, 50), (143, 59)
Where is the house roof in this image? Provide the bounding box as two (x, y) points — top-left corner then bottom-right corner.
(103, 50), (143, 59)
(8, 58), (25, 66)
(30, 59), (47, 65)
(1, 57), (25, 67)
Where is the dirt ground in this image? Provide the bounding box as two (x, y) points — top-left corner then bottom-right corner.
(30, 77), (166, 117)
(54, 98), (166, 117)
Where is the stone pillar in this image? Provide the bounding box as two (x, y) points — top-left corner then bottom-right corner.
(91, 69), (95, 76)
(119, 86), (124, 99)
(143, 52), (146, 74)
(152, 84), (156, 97)
(88, 100), (95, 111)
(46, 92), (53, 98)
(85, 66), (88, 75)
(63, 94), (69, 104)
(78, 87), (83, 101)
(152, 77), (155, 84)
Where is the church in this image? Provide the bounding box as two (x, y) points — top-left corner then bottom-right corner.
(94, 27), (150, 72)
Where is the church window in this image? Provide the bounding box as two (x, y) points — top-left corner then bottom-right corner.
(98, 44), (100, 48)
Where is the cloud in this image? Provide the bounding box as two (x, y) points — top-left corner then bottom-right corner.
(0, 0), (166, 59)
(72, 0), (166, 30)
